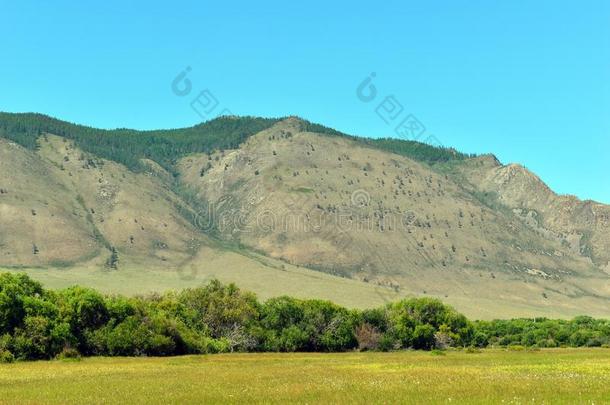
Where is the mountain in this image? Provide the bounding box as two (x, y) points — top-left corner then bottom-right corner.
(1, 112), (608, 319)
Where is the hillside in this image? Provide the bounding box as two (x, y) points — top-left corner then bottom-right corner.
(0, 112), (609, 319)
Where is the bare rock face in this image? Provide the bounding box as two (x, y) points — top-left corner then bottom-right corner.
(456, 156), (610, 267)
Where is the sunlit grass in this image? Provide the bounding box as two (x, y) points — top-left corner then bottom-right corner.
(1, 349), (609, 404)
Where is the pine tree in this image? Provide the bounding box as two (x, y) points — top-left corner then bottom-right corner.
(107, 247), (119, 269)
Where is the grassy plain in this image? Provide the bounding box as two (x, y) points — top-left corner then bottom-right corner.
(0, 349), (609, 404)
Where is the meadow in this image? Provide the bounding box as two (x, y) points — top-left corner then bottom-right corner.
(0, 349), (609, 404)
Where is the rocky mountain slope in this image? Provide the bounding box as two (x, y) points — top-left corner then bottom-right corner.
(0, 113), (608, 318)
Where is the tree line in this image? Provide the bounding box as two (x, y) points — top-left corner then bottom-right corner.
(0, 113), (281, 174)
(0, 113), (473, 177)
(0, 273), (608, 363)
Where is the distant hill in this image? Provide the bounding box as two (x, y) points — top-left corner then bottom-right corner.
(1, 112), (609, 319)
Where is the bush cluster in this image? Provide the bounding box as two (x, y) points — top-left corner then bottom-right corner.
(473, 317), (610, 348)
(1, 273), (608, 362)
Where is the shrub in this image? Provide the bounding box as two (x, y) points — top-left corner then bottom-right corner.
(434, 324), (457, 349)
(320, 311), (358, 351)
(412, 324), (436, 350)
(378, 334), (398, 352)
(361, 308), (389, 332)
(472, 332), (489, 348)
(11, 316), (52, 360)
(0, 349), (14, 363)
(56, 346), (81, 360)
(57, 287), (109, 351)
(260, 296), (305, 332)
(355, 323), (382, 351)
(279, 325), (309, 352)
(0, 273), (44, 334)
(89, 315), (178, 356)
(1, 272), (610, 359)
(178, 280), (259, 338)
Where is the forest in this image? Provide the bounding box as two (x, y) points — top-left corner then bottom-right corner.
(0, 273), (608, 363)
(0, 112), (473, 176)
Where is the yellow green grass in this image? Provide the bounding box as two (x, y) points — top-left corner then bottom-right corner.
(1, 349), (609, 404)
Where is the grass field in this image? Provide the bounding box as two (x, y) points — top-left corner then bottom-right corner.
(1, 349), (609, 404)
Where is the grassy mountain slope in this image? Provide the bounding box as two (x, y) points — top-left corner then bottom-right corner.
(0, 134), (207, 269)
(178, 118), (610, 317)
(0, 112), (609, 319)
(0, 137), (96, 267)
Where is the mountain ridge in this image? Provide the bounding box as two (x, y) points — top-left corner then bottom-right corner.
(0, 112), (475, 170)
(0, 112), (608, 319)
(3, 111), (605, 205)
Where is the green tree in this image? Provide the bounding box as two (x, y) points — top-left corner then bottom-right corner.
(412, 324), (436, 350)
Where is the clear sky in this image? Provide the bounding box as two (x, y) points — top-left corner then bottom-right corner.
(1, 0), (608, 203)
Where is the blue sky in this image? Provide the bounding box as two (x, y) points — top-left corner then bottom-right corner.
(1, 0), (608, 203)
